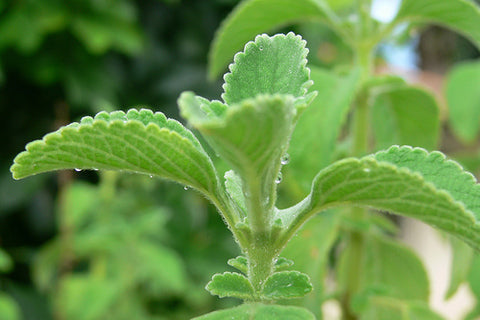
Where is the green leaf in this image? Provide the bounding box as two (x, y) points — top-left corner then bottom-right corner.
(445, 237), (474, 299)
(0, 293), (20, 320)
(62, 182), (98, 228)
(0, 248), (13, 273)
(225, 170), (247, 217)
(208, 0), (329, 78)
(206, 272), (255, 300)
(180, 93), (297, 207)
(261, 271), (313, 300)
(192, 303), (315, 320)
(228, 256), (249, 274)
(56, 275), (120, 320)
(446, 60), (480, 144)
(467, 254), (480, 300)
(393, 0), (480, 49)
(372, 86), (439, 150)
(286, 146), (480, 250)
(222, 32), (312, 105)
(360, 235), (430, 302)
(274, 257), (294, 271)
(286, 67), (360, 195)
(359, 296), (445, 320)
(11, 109), (219, 196)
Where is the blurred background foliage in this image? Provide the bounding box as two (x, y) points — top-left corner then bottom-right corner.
(1, 0), (479, 319)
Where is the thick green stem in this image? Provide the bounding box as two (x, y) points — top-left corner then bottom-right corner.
(247, 234), (277, 296)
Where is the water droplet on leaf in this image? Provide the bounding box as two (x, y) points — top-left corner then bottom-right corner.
(363, 168), (371, 173)
(184, 186), (189, 191)
(74, 168), (82, 172)
(275, 172), (283, 184)
(281, 153), (290, 165)
(259, 45), (263, 51)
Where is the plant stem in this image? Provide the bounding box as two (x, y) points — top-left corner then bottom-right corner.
(247, 234), (277, 296)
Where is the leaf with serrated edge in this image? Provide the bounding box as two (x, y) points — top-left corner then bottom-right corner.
(11, 109), (219, 196)
(208, 0), (329, 79)
(262, 271), (312, 300)
(274, 257), (294, 271)
(280, 146), (480, 251)
(180, 93), (297, 207)
(372, 86), (439, 150)
(192, 303), (315, 320)
(227, 256), (248, 274)
(222, 32), (312, 106)
(206, 272), (254, 300)
(446, 60), (480, 143)
(393, 0), (480, 49)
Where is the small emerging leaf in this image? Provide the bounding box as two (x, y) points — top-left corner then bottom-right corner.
(274, 257), (294, 271)
(227, 256), (248, 274)
(262, 271), (313, 300)
(192, 303), (315, 320)
(11, 109), (219, 196)
(206, 272), (254, 300)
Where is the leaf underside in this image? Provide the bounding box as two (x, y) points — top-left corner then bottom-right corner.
(10, 109), (219, 195)
(262, 271), (313, 300)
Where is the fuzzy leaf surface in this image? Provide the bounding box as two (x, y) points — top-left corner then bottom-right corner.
(11, 109), (219, 196)
(225, 170), (247, 216)
(293, 146), (480, 250)
(193, 303), (315, 320)
(393, 0), (480, 48)
(208, 0), (328, 78)
(206, 272), (254, 300)
(222, 32), (312, 105)
(446, 60), (480, 143)
(227, 256), (248, 274)
(180, 93), (296, 204)
(372, 86), (439, 150)
(261, 271), (313, 300)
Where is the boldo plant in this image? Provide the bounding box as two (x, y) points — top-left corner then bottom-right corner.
(10, 33), (480, 319)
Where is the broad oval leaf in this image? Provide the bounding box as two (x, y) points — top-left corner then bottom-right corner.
(446, 60), (480, 144)
(10, 109), (219, 196)
(287, 146), (480, 250)
(206, 272), (254, 300)
(393, 0), (480, 49)
(222, 32), (312, 105)
(208, 0), (329, 78)
(192, 303), (315, 320)
(261, 271), (313, 300)
(372, 86), (439, 150)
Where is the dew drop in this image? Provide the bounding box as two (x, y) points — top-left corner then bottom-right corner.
(281, 153), (290, 165)
(184, 186), (189, 191)
(259, 45), (263, 51)
(275, 172), (283, 184)
(74, 168), (82, 172)
(93, 168), (99, 171)
(149, 174), (153, 178)
(363, 168), (371, 173)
